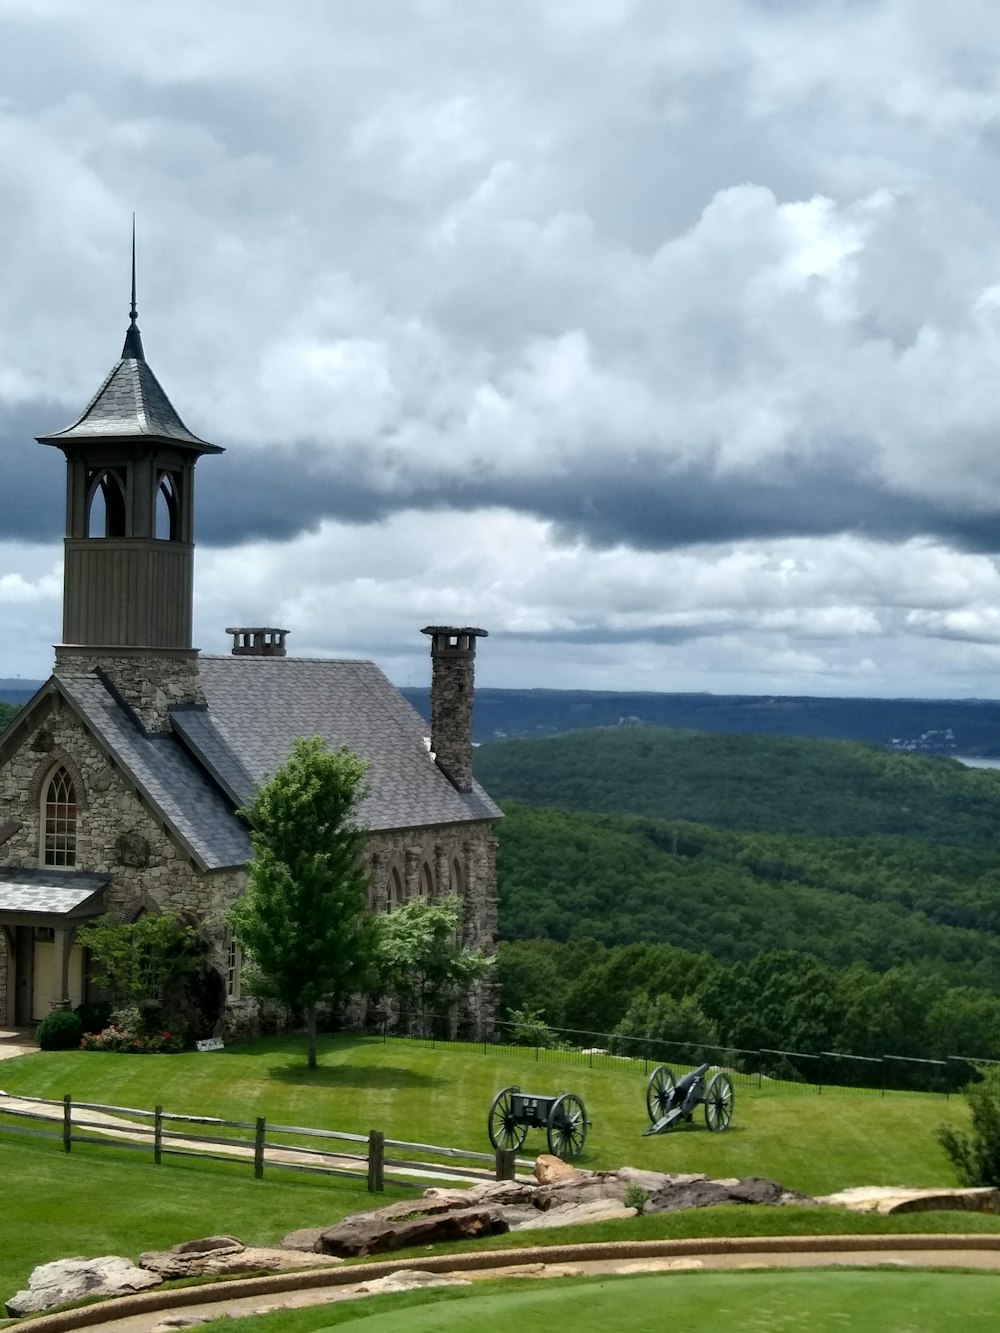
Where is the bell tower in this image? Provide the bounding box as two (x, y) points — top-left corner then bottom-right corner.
(36, 232), (223, 730)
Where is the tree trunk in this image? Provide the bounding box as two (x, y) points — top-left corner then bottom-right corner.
(306, 1002), (317, 1069)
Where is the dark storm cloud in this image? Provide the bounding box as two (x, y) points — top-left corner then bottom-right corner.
(6, 397), (999, 559)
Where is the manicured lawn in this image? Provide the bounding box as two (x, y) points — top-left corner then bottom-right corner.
(0, 1034), (972, 1194)
(0, 1035), (991, 1312)
(196, 1271), (1000, 1333)
(0, 1133), (414, 1309)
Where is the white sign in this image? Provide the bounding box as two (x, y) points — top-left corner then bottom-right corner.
(196, 1037), (225, 1052)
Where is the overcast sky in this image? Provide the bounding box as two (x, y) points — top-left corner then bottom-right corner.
(4, 1), (1000, 698)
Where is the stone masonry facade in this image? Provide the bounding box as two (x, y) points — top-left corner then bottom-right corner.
(0, 696), (498, 1035)
(53, 649), (205, 733)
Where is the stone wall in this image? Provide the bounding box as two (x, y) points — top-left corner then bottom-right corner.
(0, 699), (499, 1035)
(53, 649), (205, 733)
(0, 702), (244, 1026)
(0, 929), (8, 1025)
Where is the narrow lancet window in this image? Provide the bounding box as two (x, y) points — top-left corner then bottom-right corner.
(43, 766), (78, 867)
(86, 469), (127, 538)
(156, 471), (180, 540)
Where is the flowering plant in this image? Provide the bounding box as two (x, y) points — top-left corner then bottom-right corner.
(80, 1024), (184, 1054)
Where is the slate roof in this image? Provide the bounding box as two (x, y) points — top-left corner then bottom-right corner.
(57, 675), (251, 872)
(0, 869), (107, 918)
(36, 357), (221, 453)
(178, 656), (502, 831)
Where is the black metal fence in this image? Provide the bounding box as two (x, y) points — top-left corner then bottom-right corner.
(343, 1013), (990, 1097)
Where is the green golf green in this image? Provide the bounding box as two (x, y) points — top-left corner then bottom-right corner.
(200, 1270), (1000, 1332)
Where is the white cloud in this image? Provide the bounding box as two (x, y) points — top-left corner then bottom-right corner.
(3, 2), (1000, 699)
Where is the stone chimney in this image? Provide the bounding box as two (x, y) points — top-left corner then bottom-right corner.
(421, 625), (487, 792)
(226, 627), (289, 657)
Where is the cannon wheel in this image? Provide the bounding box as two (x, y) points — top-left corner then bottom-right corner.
(704, 1072), (735, 1131)
(645, 1065), (677, 1124)
(547, 1093), (588, 1159)
(488, 1086), (528, 1152)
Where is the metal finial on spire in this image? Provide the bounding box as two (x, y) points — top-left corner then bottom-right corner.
(130, 213), (137, 324)
(121, 214), (145, 361)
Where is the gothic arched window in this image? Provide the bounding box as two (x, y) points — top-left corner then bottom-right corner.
(86, 469), (127, 538)
(155, 471), (180, 541)
(387, 865), (404, 912)
(419, 861), (434, 899)
(42, 766), (78, 867)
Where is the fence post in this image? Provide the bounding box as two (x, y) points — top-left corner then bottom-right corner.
(254, 1117), (266, 1179)
(154, 1105), (163, 1165)
(368, 1129), (385, 1193)
(62, 1094), (72, 1153)
(496, 1148), (516, 1182)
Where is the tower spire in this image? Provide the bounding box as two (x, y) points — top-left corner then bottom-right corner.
(121, 214), (145, 361)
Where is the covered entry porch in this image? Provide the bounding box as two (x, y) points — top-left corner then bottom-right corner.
(0, 869), (108, 1026)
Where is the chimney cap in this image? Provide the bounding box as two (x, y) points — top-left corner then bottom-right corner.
(421, 625), (488, 638)
(226, 626), (290, 657)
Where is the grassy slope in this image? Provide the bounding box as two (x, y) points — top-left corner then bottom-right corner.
(1, 1036), (995, 1304)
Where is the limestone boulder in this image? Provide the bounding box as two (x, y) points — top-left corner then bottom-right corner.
(6, 1256), (162, 1317)
(353, 1270), (472, 1294)
(819, 1185), (1000, 1215)
(139, 1235), (343, 1278)
(317, 1205), (510, 1257)
(533, 1154), (583, 1185)
(645, 1175), (814, 1214)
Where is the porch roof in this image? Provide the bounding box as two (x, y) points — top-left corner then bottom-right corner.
(0, 869), (108, 924)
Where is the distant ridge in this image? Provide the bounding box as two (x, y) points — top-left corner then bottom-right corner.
(402, 686), (1000, 756)
(0, 679), (42, 705)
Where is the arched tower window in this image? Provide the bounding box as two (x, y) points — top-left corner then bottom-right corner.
(86, 469), (127, 538)
(387, 865), (404, 912)
(42, 766), (78, 867)
(155, 471), (180, 541)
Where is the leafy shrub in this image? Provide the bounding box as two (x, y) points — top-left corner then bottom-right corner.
(624, 1183), (648, 1214)
(80, 1024), (183, 1054)
(937, 1068), (1000, 1185)
(36, 1009), (83, 1051)
(503, 1007), (568, 1049)
(74, 1000), (113, 1035)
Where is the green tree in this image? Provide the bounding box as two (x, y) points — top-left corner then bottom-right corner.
(230, 737), (375, 1068)
(374, 895), (493, 1036)
(611, 991), (719, 1063)
(937, 1068), (1000, 1185)
(76, 913), (200, 1018)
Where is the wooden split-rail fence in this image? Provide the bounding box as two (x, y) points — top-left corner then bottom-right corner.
(0, 1092), (525, 1191)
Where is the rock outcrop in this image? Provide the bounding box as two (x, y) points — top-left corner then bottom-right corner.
(645, 1175), (814, 1214)
(818, 1185), (1000, 1215)
(283, 1164), (813, 1258)
(6, 1256), (162, 1317)
(139, 1234), (344, 1278)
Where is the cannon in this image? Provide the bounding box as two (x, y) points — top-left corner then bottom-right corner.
(488, 1085), (590, 1160)
(642, 1062), (734, 1135)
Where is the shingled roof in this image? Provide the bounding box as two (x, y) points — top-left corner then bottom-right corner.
(174, 656), (501, 830)
(36, 356), (222, 453)
(56, 674), (251, 871)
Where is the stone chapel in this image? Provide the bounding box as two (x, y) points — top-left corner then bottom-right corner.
(0, 285), (499, 1034)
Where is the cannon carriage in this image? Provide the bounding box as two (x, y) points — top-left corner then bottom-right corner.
(488, 1085), (590, 1160)
(642, 1062), (735, 1135)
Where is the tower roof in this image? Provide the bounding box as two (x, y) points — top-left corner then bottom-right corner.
(37, 356), (222, 454)
(37, 232), (222, 454)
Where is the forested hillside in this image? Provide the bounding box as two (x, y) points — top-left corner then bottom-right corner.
(475, 728), (1000, 847)
(497, 804), (1000, 981)
(0, 702), (20, 731)
(477, 727), (1000, 1074)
